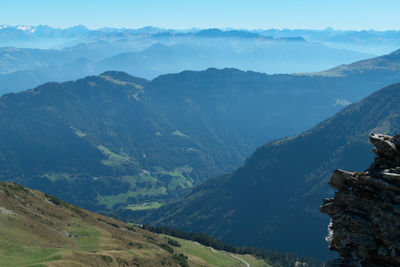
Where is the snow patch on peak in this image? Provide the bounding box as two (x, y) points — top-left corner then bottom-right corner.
(17, 25), (33, 31)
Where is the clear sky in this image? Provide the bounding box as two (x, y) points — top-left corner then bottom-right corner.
(0, 0), (399, 30)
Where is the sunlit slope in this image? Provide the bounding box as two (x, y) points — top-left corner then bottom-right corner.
(0, 181), (271, 267)
(304, 48), (400, 77)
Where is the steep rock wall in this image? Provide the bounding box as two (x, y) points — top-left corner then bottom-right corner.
(321, 133), (400, 266)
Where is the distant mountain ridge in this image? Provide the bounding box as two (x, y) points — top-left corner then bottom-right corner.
(1, 24), (399, 54)
(0, 25), (308, 49)
(0, 34), (373, 94)
(320, 48), (400, 76)
(4, 25), (392, 97)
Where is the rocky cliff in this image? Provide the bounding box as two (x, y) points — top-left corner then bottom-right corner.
(321, 133), (400, 266)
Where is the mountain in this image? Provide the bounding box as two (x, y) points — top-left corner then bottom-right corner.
(0, 26), (378, 94)
(0, 47), (65, 74)
(0, 181), (180, 266)
(1, 66), (400, 213)
(0, 181), (276, 266)
(2, 24), (400, 55)
(1, 46), (400, 99)
(93, 40), (371, 79)
(0, 42), (119, 75)
(0, 70), (255, 212)
(140, 82), (400, 261)
(320, 48), (400, 75)
(0, 38), (372, 93)
(190, 29), (272, 39)
(0, 59), (97, 96)
(254, 28), (400, 55)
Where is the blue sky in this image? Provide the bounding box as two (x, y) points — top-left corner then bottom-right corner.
(0, 0), (399, 30)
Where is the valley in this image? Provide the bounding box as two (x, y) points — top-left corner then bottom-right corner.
(0, 13), (400, 265)
(140, 81), (400, 260)
(1, 48), (400, 262)
(1, 48), (400, 217)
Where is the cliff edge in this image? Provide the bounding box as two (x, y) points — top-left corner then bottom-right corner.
(321, 133), (400, 266)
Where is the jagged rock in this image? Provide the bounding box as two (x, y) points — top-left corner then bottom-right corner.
(370, 133), (397, 155)
(321, 133), (400, 267)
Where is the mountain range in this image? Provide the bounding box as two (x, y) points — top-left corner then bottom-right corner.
(0, 39), (371, 94)
(0, 48), (395, 193)
(0, 26), (383, 94)
(0, 47), (400, 220)
(1, 25), (400, 55)
(3, 28), (400, 97)
(1, 27), (400, 263)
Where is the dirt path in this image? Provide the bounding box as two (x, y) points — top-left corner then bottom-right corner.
(193, 241), (250, 266)
(230, 254), (250, 267)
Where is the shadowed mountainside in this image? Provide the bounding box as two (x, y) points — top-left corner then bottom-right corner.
(140, 82), (400, 261)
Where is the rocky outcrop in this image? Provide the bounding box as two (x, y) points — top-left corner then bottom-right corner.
(321, 133), (400, 266)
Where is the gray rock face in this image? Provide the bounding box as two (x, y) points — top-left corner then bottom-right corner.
(321, 133), (400, 266)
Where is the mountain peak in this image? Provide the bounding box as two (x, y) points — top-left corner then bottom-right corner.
(389, 48), (400, 56)
(195, 28), (262, 39)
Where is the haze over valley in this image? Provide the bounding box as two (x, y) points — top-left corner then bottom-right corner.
(1, 1), (400, 266)
(0, 25), (385, 94)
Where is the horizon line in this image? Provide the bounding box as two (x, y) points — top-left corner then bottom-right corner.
(1, 24), (399, 32)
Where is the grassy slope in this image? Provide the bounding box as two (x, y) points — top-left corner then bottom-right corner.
(164, 236), (269, 267)
(0, 182), (269, 266)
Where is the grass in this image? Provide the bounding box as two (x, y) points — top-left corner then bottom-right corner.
(43, 172), (72, 182)
(162, 235), (270, 267)
(171, 130), (188, 138)
(168, 176), (193, 191)
(165, 236), (242, 266)
(0, 220), (269, 267)
(72, 226), (101, 250)
(97, 145), (136, 167)
(97, 186), (167, 208)
(95, 166), (194, 209)
(126, 202), (162, 211)
(2, 181), (270, 267)
(0, 245), (61, 267)
(70, 126), (86, 137)
(239, 254), (271, 267)
(100, 75), (144, 89)
(160, 166), (194, 191)
(0, 215), (47, 248)
(293, 69), (345, 77)
(131, 174), (159, 185)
